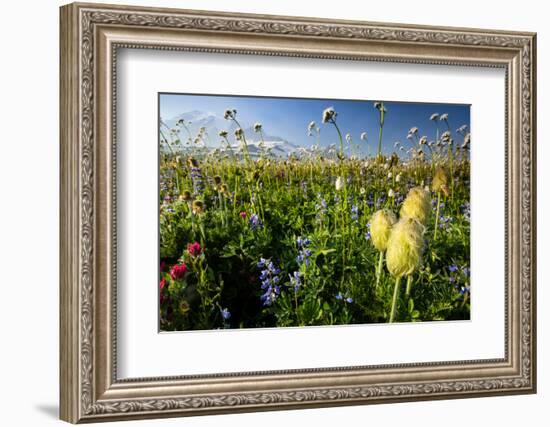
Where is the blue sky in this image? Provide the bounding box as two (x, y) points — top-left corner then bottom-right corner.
(160, 93), (470, 157)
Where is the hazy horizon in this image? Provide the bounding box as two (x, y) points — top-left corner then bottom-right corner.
(160, 93), (470, 157)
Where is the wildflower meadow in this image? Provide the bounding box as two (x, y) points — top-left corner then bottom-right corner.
(159, 95), (471, 331)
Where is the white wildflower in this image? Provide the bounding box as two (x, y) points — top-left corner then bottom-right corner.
(224, 109), (237, 120)
(322, 107), (336, 123)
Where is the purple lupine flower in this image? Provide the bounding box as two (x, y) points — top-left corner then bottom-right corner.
(315, 198), (328, 222)
(365, 231), (371, 241)
(289, 271), (301, 292)
(249, 213), (263, 231)
(351, 204), (359, 221)
(366, 194), (374, 207)
(461, 202), (471, 222)
(257, 258), (282, 306)
(220, 308), (231, 320)
(296, 237), (311, 248)
(189, 166), (204, 195)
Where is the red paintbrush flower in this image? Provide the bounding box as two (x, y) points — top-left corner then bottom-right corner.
(187, 242), (201, 257)
(159, 277), (166, 290)
(170, 263), (187, 280)
(239, 211), (247, 219)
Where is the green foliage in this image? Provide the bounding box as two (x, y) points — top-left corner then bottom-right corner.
(158, 118), (471, 331)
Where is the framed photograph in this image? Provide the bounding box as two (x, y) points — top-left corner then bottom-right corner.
(60, 2), (537, 423)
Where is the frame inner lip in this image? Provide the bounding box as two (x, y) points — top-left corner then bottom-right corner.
(109, 43), (510, 383)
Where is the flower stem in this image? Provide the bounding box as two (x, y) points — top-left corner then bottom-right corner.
(449, 142), (454, 201)
(405, 275), (413, 296)
(390, 276), (401, 323)
(332, 120), (345, 160)
(376, 251), (384, 288)
(433, 191), (441, 240)
(377, 106), (385, 160)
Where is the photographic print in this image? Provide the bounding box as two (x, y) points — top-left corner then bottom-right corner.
(158, 93), (471, 331)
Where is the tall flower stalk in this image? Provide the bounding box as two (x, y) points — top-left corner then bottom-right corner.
(432, 167), (449, 240)
(386, 218), (425, 322)
(440, 113), (454, 200)
(370, 209), (397, 288)
(322, 107), (344, 160)
(374, 102), (387, 161)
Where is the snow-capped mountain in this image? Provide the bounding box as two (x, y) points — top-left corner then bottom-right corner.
(161, 110), (300, 157)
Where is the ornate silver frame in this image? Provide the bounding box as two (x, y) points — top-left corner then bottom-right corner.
(60, 2), (537, 423)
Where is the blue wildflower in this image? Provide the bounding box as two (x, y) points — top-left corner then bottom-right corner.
(449, 265), (459, 273)
(315, 199), (328, 221)
(346, 297), (353, 304)
(297, 237), (311, 248)
(289, 271), (301, 292)
(365, 231), (371, 241)
(249, 213), (263, 231)
(462, 266), (470, 277)
(351, 204), (359, 221)
(459, 286), (470, 295)
(220, 308), (231, 320)
(335, 292), (343, 300)
(189, 166), (204, 195)
(257, 258), (282, 306)
(267, 261), (281, 275)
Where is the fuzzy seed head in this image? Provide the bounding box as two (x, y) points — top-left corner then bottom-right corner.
(432, 167), (449, 193)
(335, 176), (345, 191)
(192, 200), (204, 215)
(370, 209), (397, 252)
(180, 190), (192, 201)
(400, 186), (431, 225)
(322, 107), (337, 123)
(386, 218), (425, 278)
